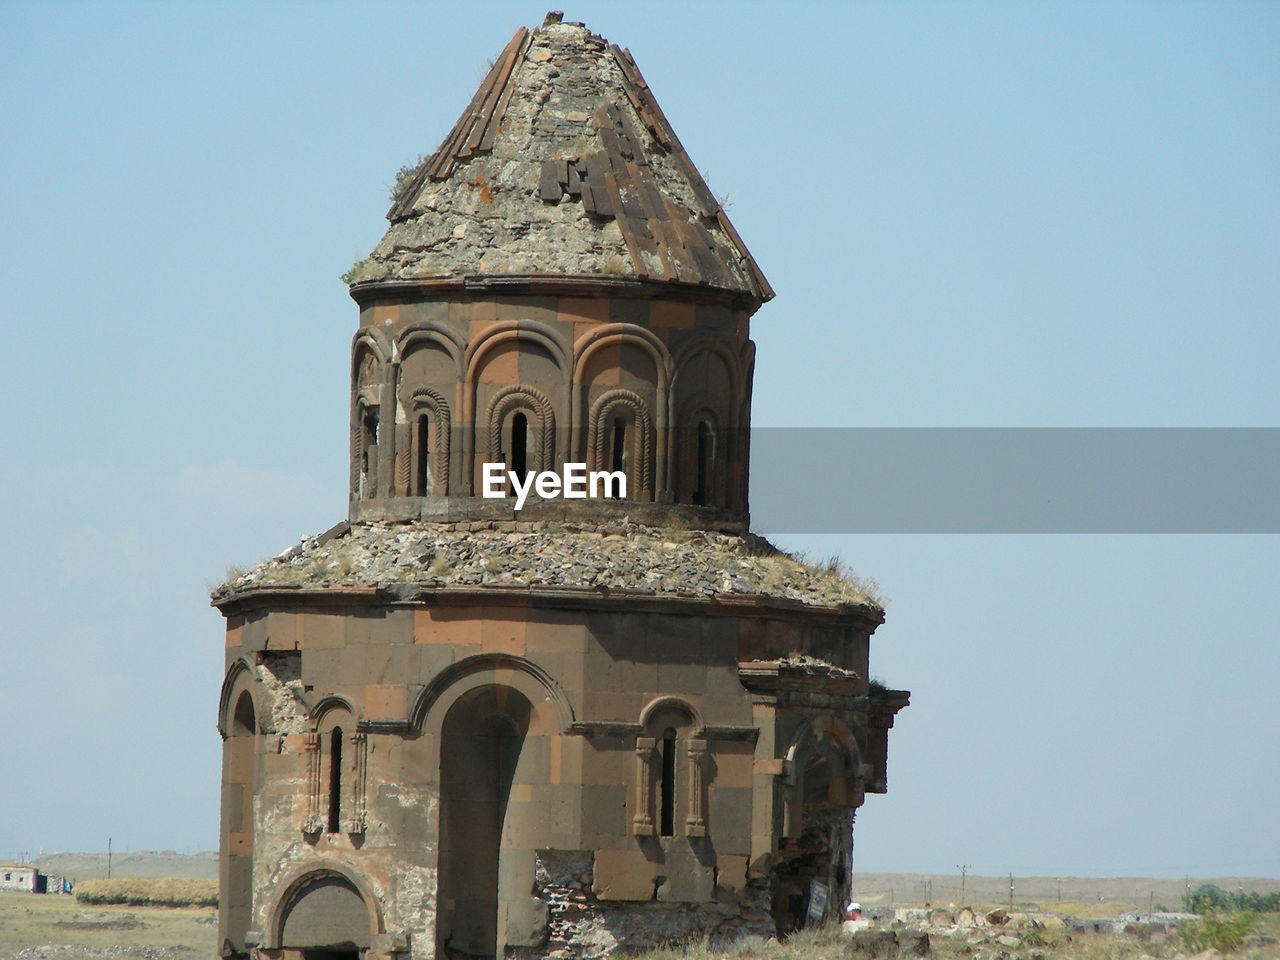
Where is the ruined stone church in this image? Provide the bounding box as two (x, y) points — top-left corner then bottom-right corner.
(214, 14), (908, 960)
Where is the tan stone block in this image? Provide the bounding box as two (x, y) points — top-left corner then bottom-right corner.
(581, 743), (629, 786)
(480, 610), (527, 654)
(650, 300), (695, 330)
(301, 612), (346, 649)
(477, 340), (520, 383)
(548, 734), (562, 784)
(715, 749), (753, 789)
(581, 345), (621, 386)
(494, 295), (557, 325)
(753, 758), (784, 776)
(368, 303), (400, 326)
(417, 607), (483, 646)
(715, 854), (749, 893)
(225, 620), (243, 649)
(509, 782), (532, 803)
(593, 847), (655, 901)
(558, 296), (610, 326)
(364, 684), (407, 721)
(265, 612), (300, 651)
(524, 615), (587, 654)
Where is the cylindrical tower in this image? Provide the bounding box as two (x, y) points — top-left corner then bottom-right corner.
(344, 14), (771, 531)
(214, 16), (907, 960)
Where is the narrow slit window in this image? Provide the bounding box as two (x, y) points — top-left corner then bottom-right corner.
(327, 727), (343, 834)
(693, 420), (714, 506)
(511, 412), (529, 482)
(361, 409), (380, 496)
(416, 413), (432, 496)
(610, 417), (626, 498)
(659, 728), (676, 837)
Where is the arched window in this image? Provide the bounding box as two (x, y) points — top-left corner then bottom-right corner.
(359, 407), (379, 498)
(327, 727), (343, 835)
(587, 389), (654, 501)
(633, 699), (706, 838)
(693, 419), (715, 506)
(409, 389), (450, 497)
(416, 413), (433, 496)
(659, 727), (677, 836)
(485, 385), (554, 495)
(221, 688), (256, 944)
(509, 411), (530, 482)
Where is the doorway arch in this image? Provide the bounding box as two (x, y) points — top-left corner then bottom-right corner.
(436, 685), (533, 959)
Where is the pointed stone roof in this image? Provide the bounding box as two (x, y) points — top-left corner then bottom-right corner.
(351, 14), (772, 304)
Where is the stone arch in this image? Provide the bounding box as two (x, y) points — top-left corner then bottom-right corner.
(415, 654), (569, 959)
(783, 714), (861, 782)
(587, 388), (654, 499)
(408, 386), (452, 496)
(671, 336), (741, 403)
(676, 399), (723, 507)
(410, 653), (575, 736)
(485, 384), (556, 480)
(572, 323), (672, 388)
(262, 860), (385, 950)
(351, 331), (391, 500)
(638, 695), (705, 737)
(396, 321), (465, 377)
(436, 684), (534, 958)
(218, 662), (257, 951)
(634, 697), (707, 838)
(306, 698), (358, 837)
(461, 321), (569, 495)
(781, 715), (864, 838)
(216, 658), (257, 739)
(465, 319), (569, 387)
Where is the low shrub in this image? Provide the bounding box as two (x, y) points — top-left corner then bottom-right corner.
(74, 877), (217, 908)
(1179, 910), (1255, 954)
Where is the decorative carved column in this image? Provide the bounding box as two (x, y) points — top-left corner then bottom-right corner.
(344, 732), (368, 834)
(632, 736), (655, 835)
(685, 737), (707, 837)
(302, 732), (321, 834)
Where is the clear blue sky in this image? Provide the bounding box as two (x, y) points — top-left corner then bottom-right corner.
(1, 2), (1276, 877)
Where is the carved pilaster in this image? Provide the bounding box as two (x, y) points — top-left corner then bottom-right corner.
(685, 737), (707, 837)
(302, 732), (321, 834)
(344, 731), (368, 834)
(632, 736), (655, 835)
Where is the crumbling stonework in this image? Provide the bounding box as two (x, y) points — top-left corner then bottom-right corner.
(215, 13), (908, 960)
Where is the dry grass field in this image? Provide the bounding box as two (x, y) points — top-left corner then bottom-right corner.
(2, 865), (1277, 959)
(849, 873), (1280, 916)
(0, 891), (215, 959)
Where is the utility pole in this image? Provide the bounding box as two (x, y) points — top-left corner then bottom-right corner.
(107, 837), (112, 880)
(1009, 873), (1014, 909)
(1057, 878), (1062, 903)
(957, 864), (970, 906)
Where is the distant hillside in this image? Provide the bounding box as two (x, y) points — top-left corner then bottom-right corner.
(850, 873), (1280, 913)
(35, 850), (217, 880)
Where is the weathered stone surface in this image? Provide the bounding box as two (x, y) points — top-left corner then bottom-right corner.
(358, 21), (769, 300)
(215, 519), (884, 612)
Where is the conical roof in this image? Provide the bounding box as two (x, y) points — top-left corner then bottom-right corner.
(353, 14), (772, 303)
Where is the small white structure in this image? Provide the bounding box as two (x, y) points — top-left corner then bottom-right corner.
(0, 863), (38, 892)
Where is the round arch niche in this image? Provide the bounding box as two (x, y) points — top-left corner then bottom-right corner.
(280, 874), (371, 951)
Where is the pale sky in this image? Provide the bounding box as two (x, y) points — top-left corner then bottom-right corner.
(1, 1), (1276, 877)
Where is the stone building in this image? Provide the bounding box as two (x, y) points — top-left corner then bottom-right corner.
(214, 13), (908, 960)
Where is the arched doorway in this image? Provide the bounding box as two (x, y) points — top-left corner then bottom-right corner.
(280, 873), (371, 958)
(221, 689), (255, 947)
(436, 685), (532, 959)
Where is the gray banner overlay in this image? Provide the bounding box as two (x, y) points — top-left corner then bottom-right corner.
(748, 428), (1280, 533)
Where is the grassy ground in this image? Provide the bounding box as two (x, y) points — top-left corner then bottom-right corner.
(0, 891), (215, 959)
(849, 873), (1280, 916)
